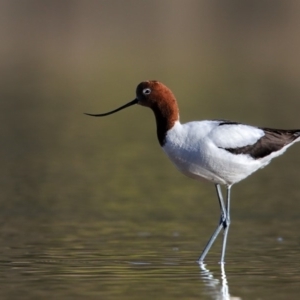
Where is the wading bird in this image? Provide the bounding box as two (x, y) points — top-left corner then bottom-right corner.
(85, 80), (300, 263)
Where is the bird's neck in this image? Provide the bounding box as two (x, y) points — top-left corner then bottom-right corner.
(151, 102), (179, 146)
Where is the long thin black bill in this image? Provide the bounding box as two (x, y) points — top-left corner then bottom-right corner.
(84, 98), (138, 117)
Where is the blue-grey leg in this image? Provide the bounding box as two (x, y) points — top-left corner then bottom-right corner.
(220, 185), (232, 263)
(198, 184), (228, 263)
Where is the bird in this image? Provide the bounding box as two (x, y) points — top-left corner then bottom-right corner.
(85, 80), (300, 263)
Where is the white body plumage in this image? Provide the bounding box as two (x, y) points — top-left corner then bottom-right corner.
(163, 120), (299, 185)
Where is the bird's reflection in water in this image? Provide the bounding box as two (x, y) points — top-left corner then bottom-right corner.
(199, 263), (241, 300)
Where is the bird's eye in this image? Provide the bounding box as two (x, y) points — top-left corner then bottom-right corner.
(143, 88), (151, 95)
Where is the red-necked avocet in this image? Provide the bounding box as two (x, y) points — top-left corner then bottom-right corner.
(85, 80), (300, 263)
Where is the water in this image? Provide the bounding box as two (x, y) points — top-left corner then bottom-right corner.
(0, 216), (299, 299)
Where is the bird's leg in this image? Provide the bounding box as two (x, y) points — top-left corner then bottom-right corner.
(216, 184), (227, 228)
(198, 184), (227, 263)
(220, 185), (232, 263)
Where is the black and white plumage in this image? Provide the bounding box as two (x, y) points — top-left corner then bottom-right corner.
(163, 120), (300, 185)
(85, 80), (300, 263)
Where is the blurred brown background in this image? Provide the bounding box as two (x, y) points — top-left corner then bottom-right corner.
(1, 0), (300, 218)
(1, 2), (300, 299)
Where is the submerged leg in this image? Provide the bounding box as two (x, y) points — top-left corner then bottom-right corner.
(198, 184), (228, 263)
